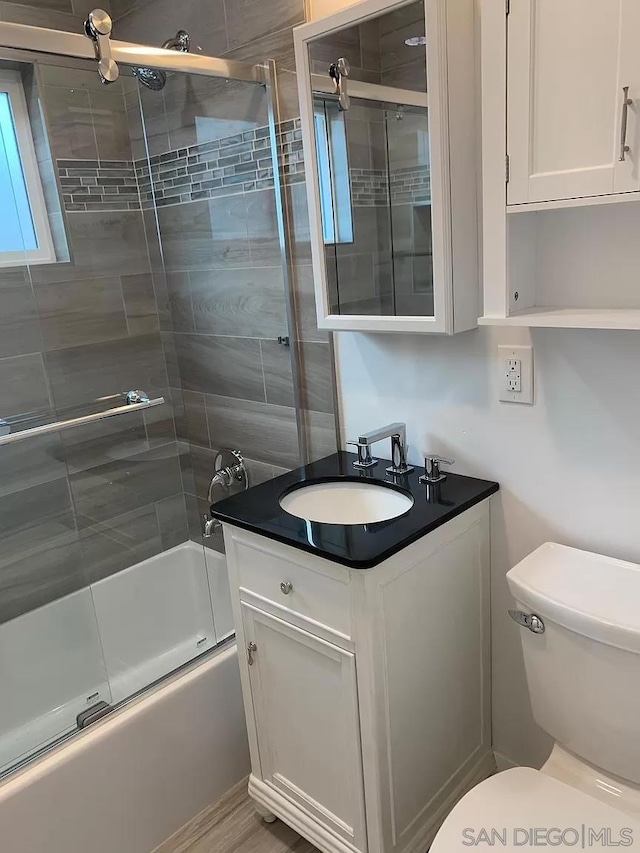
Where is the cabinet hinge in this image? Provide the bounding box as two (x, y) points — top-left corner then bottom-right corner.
(505, 154), (510, 184)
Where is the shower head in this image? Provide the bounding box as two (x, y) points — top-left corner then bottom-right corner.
(131, 30), (191, 91)
(132, 65), (167, 91)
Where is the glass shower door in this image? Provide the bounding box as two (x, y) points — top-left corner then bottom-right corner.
(0, 56), (216, 775)
(137, 69), (300, 643)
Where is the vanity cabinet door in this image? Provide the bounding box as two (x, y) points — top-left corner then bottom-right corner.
(507, 0), (638, 205)
(241, 603), (367, 853)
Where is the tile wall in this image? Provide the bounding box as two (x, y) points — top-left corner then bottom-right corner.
(0, 56), (188, 626)
(114, 0), (339, 551)
(0, 0), (341, 621)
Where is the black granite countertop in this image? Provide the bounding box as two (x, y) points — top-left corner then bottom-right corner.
(211, 452), (499, 570)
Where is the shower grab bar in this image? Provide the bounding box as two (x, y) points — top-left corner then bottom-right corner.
(0, 393), (164, 447)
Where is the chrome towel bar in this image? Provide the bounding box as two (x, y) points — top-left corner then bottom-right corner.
(0, 393), (165, 447)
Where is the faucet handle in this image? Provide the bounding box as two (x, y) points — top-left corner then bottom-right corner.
(346, 440), (377, 469)
(419, 454), (454, 484)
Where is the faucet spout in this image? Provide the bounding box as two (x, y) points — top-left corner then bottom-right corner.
(347, 422), (413, 475)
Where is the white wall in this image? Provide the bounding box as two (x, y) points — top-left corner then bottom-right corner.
(335, 325), (640, 768)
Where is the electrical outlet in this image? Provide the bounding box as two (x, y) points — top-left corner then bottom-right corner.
(506, 358), (521, 392)
(499, 345), (533, 404)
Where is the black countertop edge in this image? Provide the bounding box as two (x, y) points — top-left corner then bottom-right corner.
(211, 452), (500, 570)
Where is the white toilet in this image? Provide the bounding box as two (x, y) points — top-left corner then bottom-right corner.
(431, 541), (640, 851)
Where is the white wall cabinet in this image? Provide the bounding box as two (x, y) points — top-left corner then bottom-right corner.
(481, 0), (640, 329)
(507, 0), (640, 206)
(224, 501), (493, 853)
(294, 0), (479, 334)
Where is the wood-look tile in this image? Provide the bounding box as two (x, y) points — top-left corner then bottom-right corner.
(153, 776), (319, 853)
(0, 433), (67, 499)
(165, 272), (195, 333)
(30, 211), (152, 284)
(114, 0), (228, 59)
(69, 443), (183, 531)
(0, 353), (52, 418)
(44, 333), (168, 410)
(190, 267), (287, 339)
(174, 334), (265, 401)
(0, 531), (85, 626)
(224, 0), (304, 51)
(34, 276), (128, 350)
(245, 190), (281, 267)
(260, 339), (295, 408)
(40, 84), (98, 161)
(0, 284), (43, 358)
(121, 273), (160, 335)
(305, 409), (338, 463)
(156, 197), (251, 273)
(182, 390), (210, 448)
(80, 503), (164, 584)
(206, 394), (299, 469)
(89, 88), (132, 162)
(0, 478), (77, 571)
(156, 492), (190, 550)
(300, 342), (334, 414)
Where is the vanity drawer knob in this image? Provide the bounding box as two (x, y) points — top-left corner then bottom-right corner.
(280, 581), (293, 595)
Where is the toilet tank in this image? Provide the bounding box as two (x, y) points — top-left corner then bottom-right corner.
(507, 543), (640, 785)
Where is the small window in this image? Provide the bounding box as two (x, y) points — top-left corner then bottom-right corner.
(0, 70), (54, 267)
(314, 99), (353, 245)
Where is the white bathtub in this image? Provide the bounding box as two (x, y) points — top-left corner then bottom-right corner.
(0, 542), (250, 853)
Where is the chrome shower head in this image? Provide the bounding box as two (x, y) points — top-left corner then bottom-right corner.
(132, 65), (167, 91)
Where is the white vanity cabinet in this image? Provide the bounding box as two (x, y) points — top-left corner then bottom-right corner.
(507, 0), (640, 206)
(224, 500), (493, 853)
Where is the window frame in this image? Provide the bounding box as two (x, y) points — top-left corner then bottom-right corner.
(0, 69), (55, 268)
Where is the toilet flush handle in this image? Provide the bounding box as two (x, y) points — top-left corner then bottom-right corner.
(509, 610), (545, 634)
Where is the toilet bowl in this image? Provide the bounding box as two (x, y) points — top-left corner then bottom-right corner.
(431, 543), (640, 851)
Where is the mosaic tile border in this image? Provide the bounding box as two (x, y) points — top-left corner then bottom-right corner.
(58, 159), (140, 212)
(56, 118), (430, 213)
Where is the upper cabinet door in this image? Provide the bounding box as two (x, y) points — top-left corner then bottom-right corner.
(507, 0), (633, 205)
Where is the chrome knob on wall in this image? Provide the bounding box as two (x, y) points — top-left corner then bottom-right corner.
(202, 449), (249, 538)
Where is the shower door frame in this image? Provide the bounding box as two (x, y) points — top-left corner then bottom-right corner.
(0, 18), (326, 464)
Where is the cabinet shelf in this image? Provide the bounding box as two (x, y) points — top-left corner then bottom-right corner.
(507, 191), (640, 215)
(479, 307), (640, 330)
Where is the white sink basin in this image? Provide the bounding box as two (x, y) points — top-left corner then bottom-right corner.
(279, 480), (414, 525)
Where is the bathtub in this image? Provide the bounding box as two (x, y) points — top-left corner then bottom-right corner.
(0, 542), (251, 853)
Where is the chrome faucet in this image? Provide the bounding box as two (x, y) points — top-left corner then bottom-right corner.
(347, 422), (414, 476)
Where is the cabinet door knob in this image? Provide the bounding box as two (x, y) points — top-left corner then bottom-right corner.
(247, 641), (257, 665)
(280, 581), (293, 595)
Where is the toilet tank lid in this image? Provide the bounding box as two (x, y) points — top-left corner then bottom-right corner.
(507, 542), (640, 654)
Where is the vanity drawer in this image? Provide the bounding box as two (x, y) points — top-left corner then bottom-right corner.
(231, 533), (351, 638)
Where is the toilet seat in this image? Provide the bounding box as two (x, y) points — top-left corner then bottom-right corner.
(431, 768), (640, 853)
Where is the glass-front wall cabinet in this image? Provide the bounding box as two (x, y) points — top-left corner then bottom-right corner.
(294, 0), (480, 334)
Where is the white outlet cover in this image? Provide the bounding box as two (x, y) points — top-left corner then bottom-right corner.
(498, 345), (533, 404)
